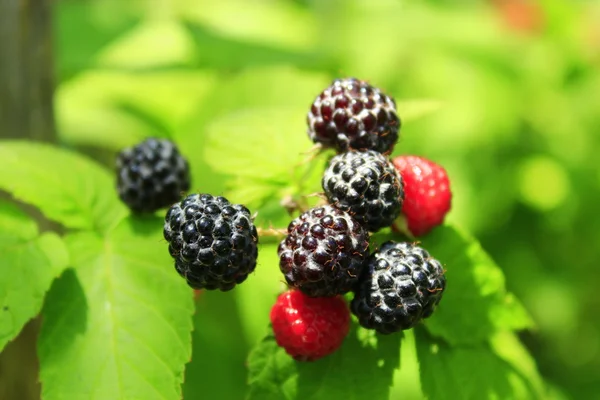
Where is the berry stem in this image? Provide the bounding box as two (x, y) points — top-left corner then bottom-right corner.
(256, 227), (288, 239)
(391, 215), (416, 240)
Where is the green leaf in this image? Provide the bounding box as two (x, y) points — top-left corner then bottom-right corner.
(0, 141), (127, 233)
(55, 0), (140, 80)
(38, 216), (194, 400)
(490, 331), (548, 398)
(95, 19), (197, 68)
(418, 225), (533, 344)
(191, 66), (331, 122)
(416, 327), (545, 400)
(395, 99), (442, 123)
(390, 329), (423, 399)
(205, 107), (311, 181)
(235, 244), (286, 346)
(183, 291), (249, 400)
(175, 66), (330, 204)
(0, 201), (68, 352)
(178, 0), (318, 52)
(247, 327), (401, 400)
(57, 70), (217, 149)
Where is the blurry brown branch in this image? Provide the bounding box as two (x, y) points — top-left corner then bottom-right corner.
(0, 2), (55, 400)
(0, 0), (56, 142)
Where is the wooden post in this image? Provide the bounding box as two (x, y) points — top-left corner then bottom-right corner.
(0, 1), (55, 399)
(0, 0), (56, 142)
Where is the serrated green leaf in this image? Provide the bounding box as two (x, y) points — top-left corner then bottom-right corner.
(38, 216), (194, 400)
(174, 66), (330, 202)
(0, 201), (69, 352)
(418, 225), (534, 344)
(0, 141), (127, 233)
(247, 327), (401, 400)
(204, 107), (310, 181)
(416, 327), (545, 400)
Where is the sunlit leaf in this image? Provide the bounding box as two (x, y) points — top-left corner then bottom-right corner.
(0, 201), (68, 352)
(416, 327), (546, 399)
(38, 216), (194, 400)
(0, 141), (127, 233)
(248, 327), (401, 400)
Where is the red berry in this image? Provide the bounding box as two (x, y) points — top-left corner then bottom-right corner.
(392, 155), (452, 236)
(270, 290), (350, 361)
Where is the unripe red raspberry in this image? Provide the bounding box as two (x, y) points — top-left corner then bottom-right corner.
(270, 290), (350, 361)
(392, 155), (452, 236)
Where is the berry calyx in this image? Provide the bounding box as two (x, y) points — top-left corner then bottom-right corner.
(307, 78), (401, 154)
(164, 193), (258, 291)
(322, 150), (404, 232)
(116, 137), (190, 213)
(270, 290), (350, 361)
(351, 241), (446, 334)
(392, 155), (452, 236)
(278, 205), (370, 297)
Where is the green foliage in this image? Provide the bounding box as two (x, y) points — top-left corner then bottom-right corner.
(183, 291), (248, 400)
(39, 218), (194, 400)
(247, 328), (401, 400)
(412, 226), (534, 344)
(0, 142), (127, 233)
(0, 202), (68, 352)
(247, 225), (544, 399)
(3, 0), (598, 397)
(415, 327), (546, 399)
(0, 141), (193, 399)
(235, 244), (286, 345)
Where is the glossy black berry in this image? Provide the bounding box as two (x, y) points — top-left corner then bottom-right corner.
(278, 205), (370, 297)
(164, 194), (258, 291)
(116, 137), (190, 213)
(351, 241), (446, 334)
(307, 78), (400, 153)
(322, 150), (404, 232)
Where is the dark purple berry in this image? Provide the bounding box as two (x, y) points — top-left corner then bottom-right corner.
(307, 78), (401, 153)
(164, 194), (258, 291)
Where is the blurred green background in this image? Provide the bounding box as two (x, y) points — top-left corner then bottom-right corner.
(6, 0), (600, 398)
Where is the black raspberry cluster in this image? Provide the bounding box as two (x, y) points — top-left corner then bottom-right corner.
(113, 78), (452, 362)
(271, 78), (449, 361)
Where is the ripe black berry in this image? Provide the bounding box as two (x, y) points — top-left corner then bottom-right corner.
(116, 137), (190, 213)
(164, 194), (258, 291)
(322, 150), (404, 232)
(307, 78), (400, 153)
(351, 241), (446, 334)
(278, 205), (370, 297)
